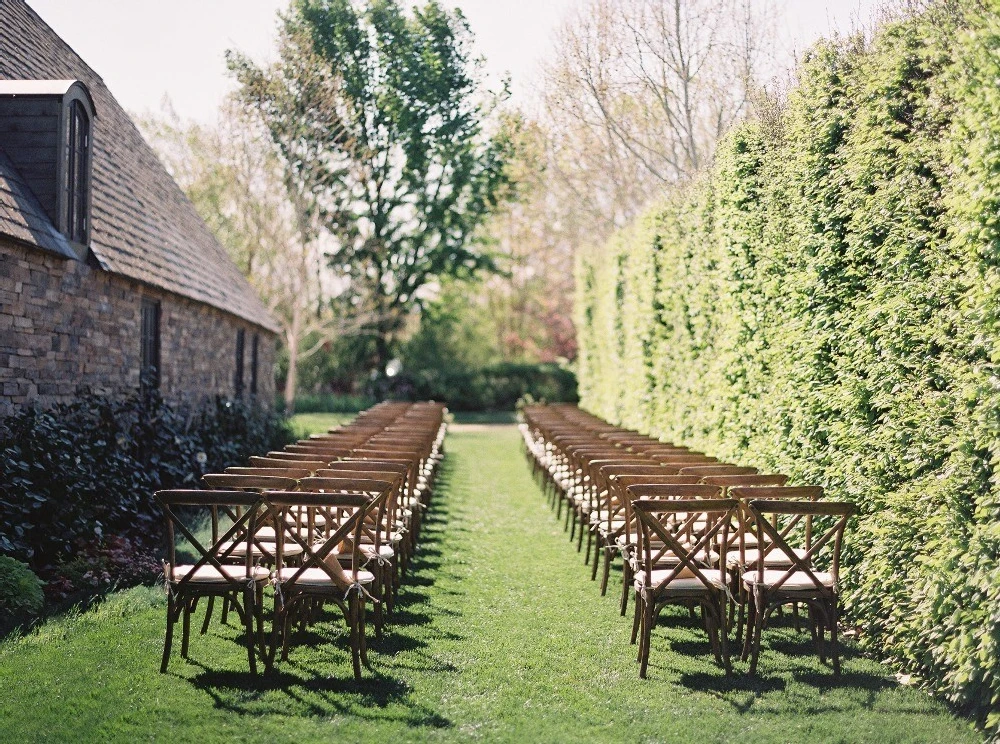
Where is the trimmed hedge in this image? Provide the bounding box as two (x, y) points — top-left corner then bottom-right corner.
(378, 362), (578, 411)
(576, 2), (999, 731)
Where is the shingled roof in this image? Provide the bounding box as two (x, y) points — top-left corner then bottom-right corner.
(0, 146), (76, 259)
(0, 0), (279, 334)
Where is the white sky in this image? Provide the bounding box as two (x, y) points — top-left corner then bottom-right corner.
(28, 0), (886, 124)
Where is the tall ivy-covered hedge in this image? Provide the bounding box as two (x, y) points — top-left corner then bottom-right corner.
(575, 2), (1000, 731)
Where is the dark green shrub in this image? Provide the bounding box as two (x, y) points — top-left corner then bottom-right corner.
(0, 556), (44, 635)
(0, 390), (292, 601)
(281, 392), (375, 414)
(377, 362), (577, 411)
(575, 1), (998, 732)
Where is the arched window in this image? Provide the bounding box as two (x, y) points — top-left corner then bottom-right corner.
(66, 98), (90, 244)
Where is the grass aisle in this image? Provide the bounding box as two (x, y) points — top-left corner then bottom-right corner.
(0, 426), (976, 742)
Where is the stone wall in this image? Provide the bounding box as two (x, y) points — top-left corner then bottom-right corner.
(0, 237), (276, 416)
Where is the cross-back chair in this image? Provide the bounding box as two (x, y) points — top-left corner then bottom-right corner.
(264, 480), (392, 680)
(156, 489), (270, 674)
(740, 498), (854, 675)
(631, 496), (739, 678)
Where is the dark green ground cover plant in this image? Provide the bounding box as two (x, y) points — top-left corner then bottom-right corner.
(0, 426), (977, 742)
(0, 390), (291, 608)
(0, 556), (43, 635)
(575, 1), (1000, 733)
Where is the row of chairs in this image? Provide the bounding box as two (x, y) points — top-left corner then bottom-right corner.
(520, 403), (854, 678)
(156, 401), (447, 679)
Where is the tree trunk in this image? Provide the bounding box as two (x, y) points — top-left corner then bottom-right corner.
(284, 305), (302, 415)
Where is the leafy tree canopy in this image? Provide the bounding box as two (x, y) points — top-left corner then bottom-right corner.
(229, 0), (514, 367)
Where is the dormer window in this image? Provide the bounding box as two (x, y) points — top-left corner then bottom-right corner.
(0, 79), (95, 258)
(66, 98), (90, 244)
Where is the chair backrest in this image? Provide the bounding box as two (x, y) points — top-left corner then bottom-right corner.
(202, 473), (300, 491)
(265, 486), (391, 591)
(678, 465), (758, 476)
(225, 467), (313, 480)
(155, 489), (264, 590)
(632, 497), (739, 592)
(285, 443), (353, 457)
(261, 452), (332, 466)
(298, 476), (395, 547)
(729, 485), (823, 546)
(745, 499), (854, 592)
(699, 474), (789, 489)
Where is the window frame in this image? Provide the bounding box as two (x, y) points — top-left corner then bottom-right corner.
(140, 298), (161, 391)
(58, 84), (94, 255)
(234, 329), (246, 399)
(250, 333), (259, 397)
(65, 98), (90, 245)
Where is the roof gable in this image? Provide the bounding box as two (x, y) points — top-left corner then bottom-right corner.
(0, 0), (279, 334)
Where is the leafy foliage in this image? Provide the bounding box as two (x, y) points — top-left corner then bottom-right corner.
(0, 391), (292, 601)
(230, 0), (514, 368)
(0, 556), (43, 635)
(378, 363), (577, 412)
(575, 1), (999, 731)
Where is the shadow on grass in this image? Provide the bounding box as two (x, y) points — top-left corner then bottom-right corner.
(177, 453), (462, 730)
(669, 616), (897, 716)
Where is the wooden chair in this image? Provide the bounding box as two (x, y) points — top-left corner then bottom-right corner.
(250, 453), (327, 472)
(632, 496), (738, 678)
(264, 481), (391, 680)
(155, 490), (270, 674)
(298, 474), (401, 636)
(741, 499), (855, 675)
(678, 465), (759, 477)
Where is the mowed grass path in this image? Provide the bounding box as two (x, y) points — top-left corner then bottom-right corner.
(0, 425), (977, 742)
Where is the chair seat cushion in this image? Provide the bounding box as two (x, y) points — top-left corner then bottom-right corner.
(742, 569), (834, 590)
(277, 566), (375, 587)
(635, 568), (727, 591)
(726, 547), (808, 568)
(172, 564), (270, 583)
(221, 541), (304, 558)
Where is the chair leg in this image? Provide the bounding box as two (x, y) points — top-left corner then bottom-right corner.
(600, 548), (613, 595)
(630, 591), (642, 645)
(717, 599), (732, 677)
(639, 598), (654, 679)
(221, 596), (230, 625)
(281, 604), (294, 662)
(160, 595), (176, 673)
(830, 601), (841, 676)
(748, 593), (766, 676)
(584, 526), (593, 564)
(359, 599), (371, 669)
(742, 594), (755, 662)
(350, 595), (362, 682)
(243, 588), (258, 675)
(620, 559), (633, 616)
(200, 597), (215, 635)
(181, 598), (192, 659)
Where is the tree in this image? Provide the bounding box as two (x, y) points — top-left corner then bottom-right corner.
(541, 0), (773, 240)
(229, 0), (514, 373)
(139, 101), (376, 412)
(477, 114), (578, 363)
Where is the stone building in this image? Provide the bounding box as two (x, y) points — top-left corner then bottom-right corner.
(0, 1), (279, 416)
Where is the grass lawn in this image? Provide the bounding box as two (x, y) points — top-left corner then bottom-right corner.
(288, 411), (358, 438)
(0, 426), (977, 742)
(288, 410), (516, 439)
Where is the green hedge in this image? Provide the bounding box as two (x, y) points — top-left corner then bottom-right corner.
(379, 362), (578, 411)
(576, 2), (999, 731)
